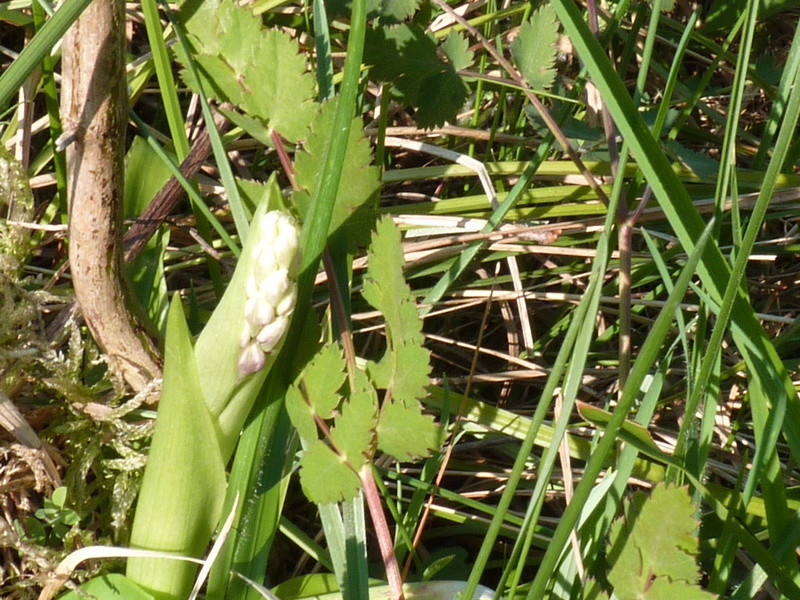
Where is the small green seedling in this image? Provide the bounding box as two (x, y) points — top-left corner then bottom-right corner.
(18, 487), (80, 546)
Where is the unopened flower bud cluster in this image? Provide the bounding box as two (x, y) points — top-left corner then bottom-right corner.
(238, 210), (300, 377)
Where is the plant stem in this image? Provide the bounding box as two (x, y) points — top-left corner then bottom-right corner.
(361, 468), (405, 600)
(61, 0), (162, 393)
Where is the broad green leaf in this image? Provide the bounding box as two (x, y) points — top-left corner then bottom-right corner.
(286, 343), (348, 442)
(237, 177), (287, 216)
(368, 343), (430, 405)
(441, 31), (474, 71)
(124, 137), (172, 333)
(292, 98), (380, 250)
(511, 4), (559, 92)
(177, 0), (317, 142)
(286, 385), (322, 444)
(377, 399), (437, 462)
(124, 136), (173, 219)
(644, 577), (716, 600)
(379, 0), (419, 22)
(364, 24), (468, 128)
(363, 217), (431, 403)
(127, 298), (227, 600)
(637, 486), (700, 577)
(298, 343), (348, 420)
(300, 440), (362, 504)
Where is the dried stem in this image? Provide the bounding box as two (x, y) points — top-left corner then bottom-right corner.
(61, 0), (162, 392)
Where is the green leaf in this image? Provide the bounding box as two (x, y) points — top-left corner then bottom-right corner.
(286, 342), (348, 442)
(364, 24), (468, 128)
(644, 578), (716, 600)
(58, 574), (154, 600)
(510, 3), (559, 91)
(177, 0), (317, 142)
(237, 176), (289, 216)
(127, 298), (227, 599)
(330, 384), (379, 471)
(300, 440), (362, 504)
(368, 343), (430, 405)
(363, 217), (431, 403)
(292, 98), (380, 250)
(379, 0), (419, 22)
(193, 193), (287, 459)
(576, 400), (665, 458)
(377, 399), (437, 462)
(606, 483), (715, 600)
(441, 31), (474, 71)
(323, 0), (418, 24)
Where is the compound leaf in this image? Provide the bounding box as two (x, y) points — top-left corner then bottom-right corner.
(330, 384), (379, 472)
(300, 440), (362, 504)
(285, 343), (348, 442)
(605, 483), (716, 600)
(377, 399), (437, 462)
(324, 0), (419, 24)
(292, 98), (380, 250)
(645, 578), (715, 600)
(511, 3), (559, 92)
(441, 31), (474, 71)
(364, 24), (468, 128)
(177, 0), (316, 142)
(637, 484), (700, 578)
(363, 217), (430, 403)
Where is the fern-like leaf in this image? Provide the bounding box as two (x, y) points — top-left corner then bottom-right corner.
(511, 3), (559, 92)
(364, 24), (469, 128)
(177, 0), (317, 142)
(292, 98), (380, 250)
(604, 483), (716, 600)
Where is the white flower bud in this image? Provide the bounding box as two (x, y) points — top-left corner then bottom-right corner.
(258, 269), (290, 308)
(238, 210), (300, 377)
(256, 315), (289, 351)
(275, 224), (299, 271)
(254, 245), (278, 281)
(239, 342), (266, 376)
(275, 285), (297, 316)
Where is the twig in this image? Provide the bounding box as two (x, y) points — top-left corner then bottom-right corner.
(61, 0), (161, 392)
(124, 110), (230, 262)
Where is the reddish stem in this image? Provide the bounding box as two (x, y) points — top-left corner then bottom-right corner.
(361, 468), (405, 600)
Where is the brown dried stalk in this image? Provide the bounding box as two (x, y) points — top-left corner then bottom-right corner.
(61, 0), (162, 393)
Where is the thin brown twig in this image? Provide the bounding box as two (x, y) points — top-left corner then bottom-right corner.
(123, 109), (230, 263)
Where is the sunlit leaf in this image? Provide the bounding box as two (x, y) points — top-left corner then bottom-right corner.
(511, 4), (559, 91)
(377, 399), (437, 462)
(606, 483), (715, 599)
(300, 440), (362, 504)
(363, 217), (430, 403)
(177, 0), (316, 142)
(286, 343), (348, 442)
(330, 384), (378, 471)
(292, 98), (380, 250)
